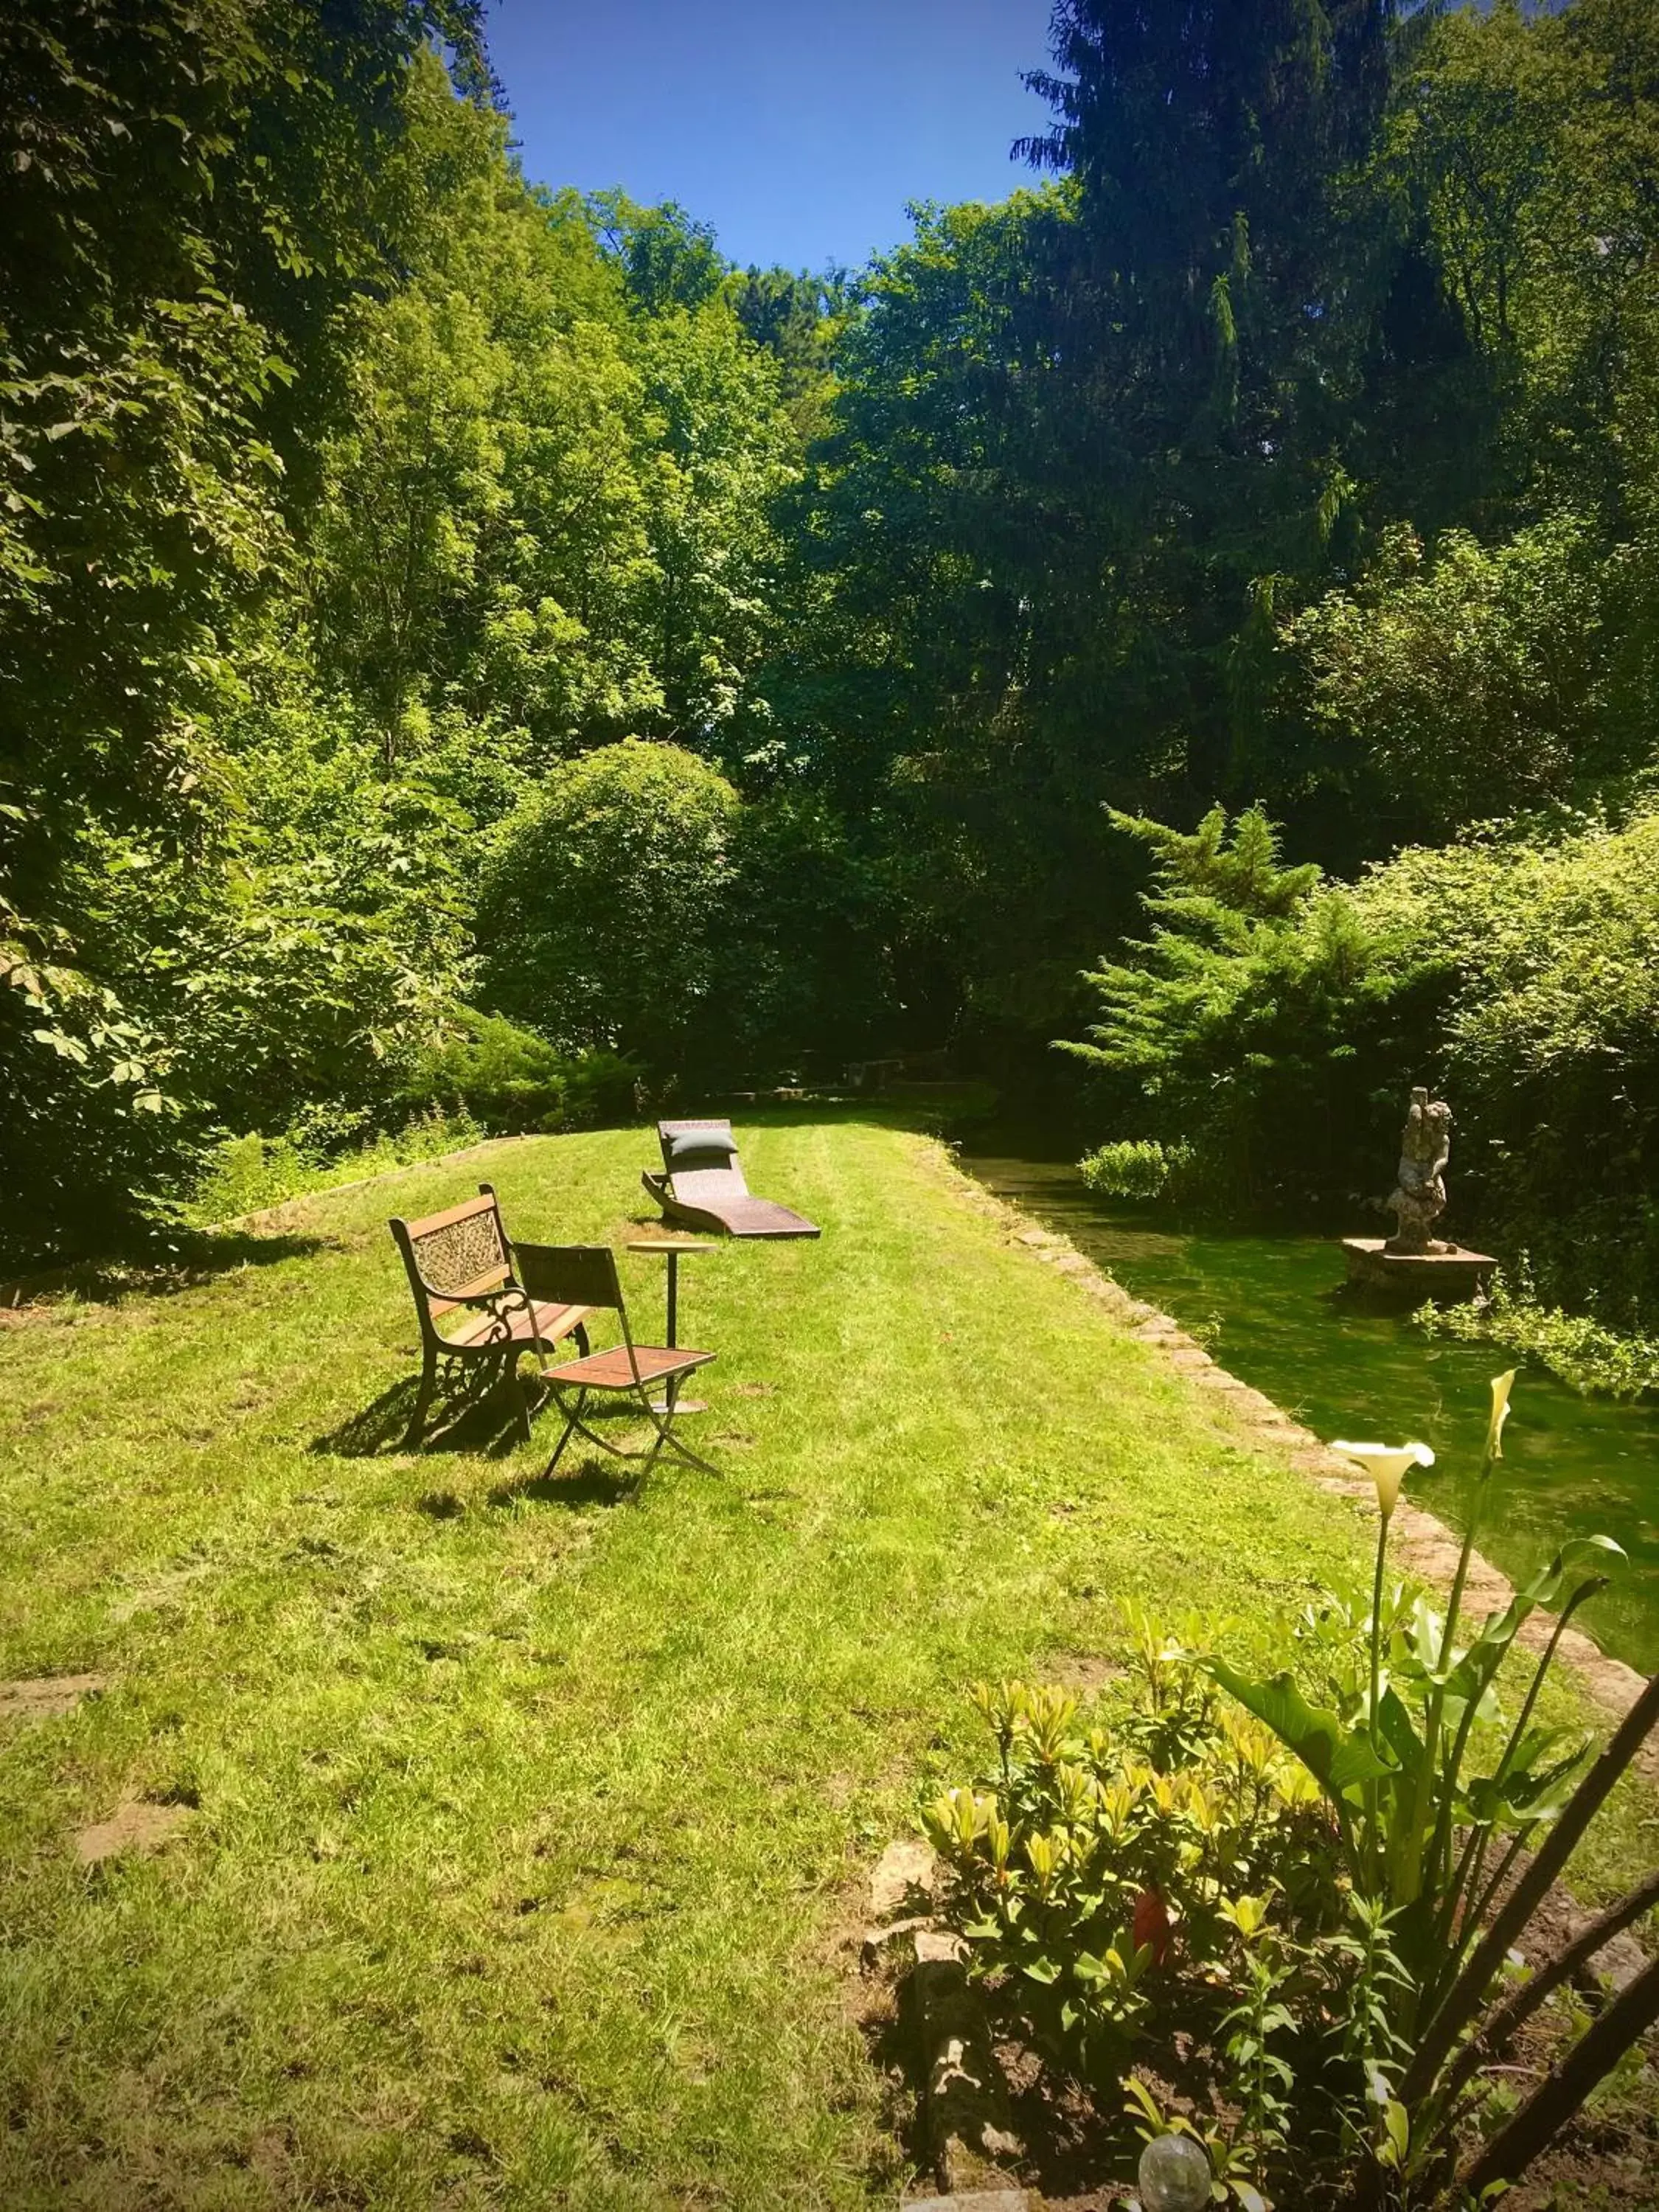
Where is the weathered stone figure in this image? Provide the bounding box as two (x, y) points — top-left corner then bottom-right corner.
(1386, 1085), (1453, 1254)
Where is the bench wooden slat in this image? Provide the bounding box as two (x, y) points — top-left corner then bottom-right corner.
(444, 1298), (592, 1349)
(403, 1191), (499, 1238)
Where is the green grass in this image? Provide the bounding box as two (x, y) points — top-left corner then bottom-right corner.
(183, 1108), (486, 1228)
(0, 1119), (1649, 2209)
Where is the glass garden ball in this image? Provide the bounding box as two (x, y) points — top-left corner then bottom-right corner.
(1138, 2130), (1212, 2212)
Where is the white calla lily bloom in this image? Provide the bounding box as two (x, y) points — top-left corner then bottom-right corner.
(1330, 1439), (1436, 1520)
(1486, 1368), (1517, 1461)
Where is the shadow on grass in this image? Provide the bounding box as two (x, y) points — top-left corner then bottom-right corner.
(487, 1462), (636, 1511)
(2, 1231), (329, 1314)
(310, 1373), (531, 1461)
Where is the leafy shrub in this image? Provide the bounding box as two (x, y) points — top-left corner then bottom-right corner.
(1063, 802), (1659, 1339)
(1061, 806), (1432, 1217)
(1417, 1267), (1659, 1399)
(1284, 516), (1641, 842)
(1357, 810), (1659, 1331)
(399, 1009), (636, 1134)
(478, 739), (739, 1077)
(1, 917), (198, 1265)
(187, 1107), (483, 1225)
(1078, 1138), (1191, 1201)
(1217, 1377), (1657, 2202)
(925, 1613), (1388, 2204)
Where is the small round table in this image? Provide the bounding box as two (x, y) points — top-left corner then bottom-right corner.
(626, 1239), (714, 1411)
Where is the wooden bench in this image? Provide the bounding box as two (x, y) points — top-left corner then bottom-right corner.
(389, 1183), (591, 1447)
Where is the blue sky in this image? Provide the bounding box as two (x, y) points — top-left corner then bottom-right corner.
(484, 0), (1058, 275)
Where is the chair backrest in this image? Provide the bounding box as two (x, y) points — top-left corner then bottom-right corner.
(511, 1242), (625, 1315)
(390, 1183), (512, 1326)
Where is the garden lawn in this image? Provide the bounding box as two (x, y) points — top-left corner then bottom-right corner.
(0, 1119), (1646, 2210)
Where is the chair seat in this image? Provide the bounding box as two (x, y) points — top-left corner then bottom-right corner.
(442, 1298), (590, 1352)
(540, 1343), (715, 1391)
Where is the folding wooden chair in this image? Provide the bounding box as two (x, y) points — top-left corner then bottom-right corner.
(524, 1245), (719, 1481)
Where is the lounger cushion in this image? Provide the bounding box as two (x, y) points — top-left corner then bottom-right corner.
(661, 1122), (737, 1165)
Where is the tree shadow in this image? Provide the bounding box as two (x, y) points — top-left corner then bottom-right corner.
(310, 1371), (531, 1461)
(3, 1231), (329, 1312)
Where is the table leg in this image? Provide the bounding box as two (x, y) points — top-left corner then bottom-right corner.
(658, 1250), (704, 1416)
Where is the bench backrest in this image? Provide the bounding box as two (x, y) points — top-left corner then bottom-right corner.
(389, 1183), (512, 1333)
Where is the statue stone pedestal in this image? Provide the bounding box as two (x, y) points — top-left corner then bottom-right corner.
(1342, 1237), (1496, 1303)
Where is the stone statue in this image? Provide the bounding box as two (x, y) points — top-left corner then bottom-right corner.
(1386, 1085), (1453, 1254)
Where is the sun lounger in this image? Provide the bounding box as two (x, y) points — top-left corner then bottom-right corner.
(641, 1119), (820, 1240)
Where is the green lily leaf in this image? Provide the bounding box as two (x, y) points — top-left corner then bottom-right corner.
(1208, 1660), (1393, 1800)
(1446, 1538), (1627, 1706)
(1374, 1686), (1426, 1786)
(1465, 1734), (1589, 1824)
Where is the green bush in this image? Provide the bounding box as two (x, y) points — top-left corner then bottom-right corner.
(187, 1107), (482, 1226)
(1356, 809), (1659, 1329)
(1062, 802), (1659, 1337)
(1, 928), (201, 1266)
(1061, 806), (1432, 1218)
(477, 739), (739, 1078)
(399, 1009), (636, 1134)
(1078, 1138), (1191, 1202)
(924, 1613), (1380, 2202)
(1284, 515), (1641, 842)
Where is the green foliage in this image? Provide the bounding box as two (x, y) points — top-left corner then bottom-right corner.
(1418, 1269), (1659, 1402)
(1, 900), (194, 1263)
(1061, 806), (1421, 1214)
(0, 4), (815, 1266)
(308, 118), (798, 768)
(924, 1613), (1416, 2202)
(717, 792), (892, 1080)
(187, 1106), (482, 1226)
(588, 192), (726, 316)
(1217, 1373), (1657, 2198)
(479, 739), (739, 1074)
(1283, 516), (1647, 840)
(723, 265), (850, 438)
(398, 1009), (636, 1135)
(1067, 801), (1659, 1337)
(1078, 1140), (1189, 1203)
(1357, 808), (1659, 1327)
(0, 0), (490, 1261)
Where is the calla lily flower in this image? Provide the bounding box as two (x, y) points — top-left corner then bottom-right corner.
(1486, 1368), (1517, 1461)
(1331, 1439), (1436, 1521)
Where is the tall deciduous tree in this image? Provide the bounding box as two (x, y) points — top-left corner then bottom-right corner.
(0, 0), (488, 1256)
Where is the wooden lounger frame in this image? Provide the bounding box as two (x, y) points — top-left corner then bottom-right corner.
(641, 1119), (820, 1241)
